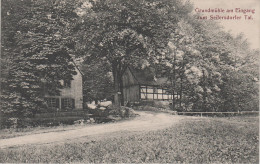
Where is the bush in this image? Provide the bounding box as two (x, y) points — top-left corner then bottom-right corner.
(153, 101), (171, 109)
(143, 105), (159, 111)
(120, 106), (136, 117)
(43, 107), (59, 113)
(134, 105), (168, 112)
(88, 105), (123, 123)
(88, 107), (110, 117)
(106, 105), (121, 116)
(5, 117), (18, 128)
(105, 105), (136, 118)
(28, 117), (87, 127)
(132, 100), (172, 111)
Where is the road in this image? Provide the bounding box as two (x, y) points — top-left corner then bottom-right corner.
(0, 111), (184, 149)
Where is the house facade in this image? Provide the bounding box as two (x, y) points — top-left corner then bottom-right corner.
(44, 65), (83, 110)
(122, 67), (174, 103)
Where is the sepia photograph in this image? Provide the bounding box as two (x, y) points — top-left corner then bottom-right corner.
(0, 0), (259, 163)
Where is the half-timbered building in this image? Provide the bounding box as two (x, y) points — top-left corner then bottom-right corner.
(122, 67), (174, 103)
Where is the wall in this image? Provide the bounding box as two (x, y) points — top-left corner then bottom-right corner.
(122, 68), (140, 103)
(45, 67), (83, 110)
(122, 68), (138, 87)
(60, 68), (83, 110)
(123, 85), (140, 102)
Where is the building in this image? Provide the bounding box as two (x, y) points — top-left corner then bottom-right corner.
(122, 67), (174, 103)
(44, 64), (83, 110)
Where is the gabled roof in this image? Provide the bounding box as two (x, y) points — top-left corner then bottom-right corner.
(127, 67), (169, 86)
(72, 60), (84, 76)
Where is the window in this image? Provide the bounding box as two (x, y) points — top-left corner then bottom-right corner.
(140, 86), (147, 99)
(140, 85), (174, 100)
(63, 98), (70, 108)
(147, 87), (153, 93)
(61, 98), (75, 109)
(158, 94), (163, 99)
(147, 94), (153, 99)
(169, 94), (172, 99)
(64, 80), (71, 88)
(141, 92), (146, 99)
(158, 89), (163, 93)
(45, 98), (59, 108)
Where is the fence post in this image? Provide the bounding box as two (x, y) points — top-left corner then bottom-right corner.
(200, 113), (202, 117)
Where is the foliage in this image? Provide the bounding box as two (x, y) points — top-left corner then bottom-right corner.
(1, 0), (80, 120)
(74, 0), (193, 105)
(1, 0), (258, 121)
(81, 60), (114, 103)
(0, 116), (258, 163)
(88, 105), (135, 119)
(156, 15), (259, 112)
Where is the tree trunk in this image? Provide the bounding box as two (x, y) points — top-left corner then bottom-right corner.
(112, 62), (125, 107)
(172, 87), (175, 110)
(202, 70), (207, 112)
(119, 77), (124, 105)
(179, 76), (183, 108)
(113, 67), (121, 106)
(172, 48), (177, 110)
(179, 60), (184, 109)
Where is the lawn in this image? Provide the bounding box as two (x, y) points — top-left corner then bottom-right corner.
(0, 124), (88, 139)
(0, 115), (258, 163)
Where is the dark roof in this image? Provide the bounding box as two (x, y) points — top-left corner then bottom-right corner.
(72, 60), (84, 76)
(128, 67), (169, 86)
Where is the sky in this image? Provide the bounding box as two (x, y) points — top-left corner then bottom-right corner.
(189, 0), (260, 50)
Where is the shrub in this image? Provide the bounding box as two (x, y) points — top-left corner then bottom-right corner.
(88, 108), (109, 118)
(153, 101), (171, 109)
(142, 105), (159, 111)
(121, 106), (136, 117)
(5, 117), (18, 128)
(105, 105), (136, 118)
(73, 119), (85, 125)
(106, 105), (121, 117)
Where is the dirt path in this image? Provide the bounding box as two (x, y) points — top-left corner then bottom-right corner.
(0, 111), (184, 149)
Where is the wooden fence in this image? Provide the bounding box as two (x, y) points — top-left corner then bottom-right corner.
(177, 111), (259, 117)
(0, 110), (93, 128)
(34, 110), (91, 118)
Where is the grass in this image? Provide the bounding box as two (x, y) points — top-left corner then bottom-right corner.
(0, 114), (137, 140)
(0, 115), (258, 163)
(0, 124), (89, 139)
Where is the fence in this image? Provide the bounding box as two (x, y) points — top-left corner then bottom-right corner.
(34, 110), (91, 118)
(177, 111), (259, 117)
(0, 110), (93, 128)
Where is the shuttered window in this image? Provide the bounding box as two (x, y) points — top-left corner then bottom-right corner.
(61, 98), (75, 109)
(45, 98), (59, 108)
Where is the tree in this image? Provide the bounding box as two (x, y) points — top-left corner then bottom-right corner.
(163, 20), (199, 110)
(217, 33), (259, 112)
(1, 0), (80, 121)
(157, 14), (258, 112)
(74, 0), (192, 106)
(81, 60), (114, 104)
(179, 17), (258, 112)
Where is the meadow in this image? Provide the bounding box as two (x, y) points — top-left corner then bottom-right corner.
(0, 115), (258, 163)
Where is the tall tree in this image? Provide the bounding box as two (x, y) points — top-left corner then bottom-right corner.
(1, 0), (80, 120)
(218, 33), (259, 112)
(74, 0), (192, 106)
(81, 60), (114, 104)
